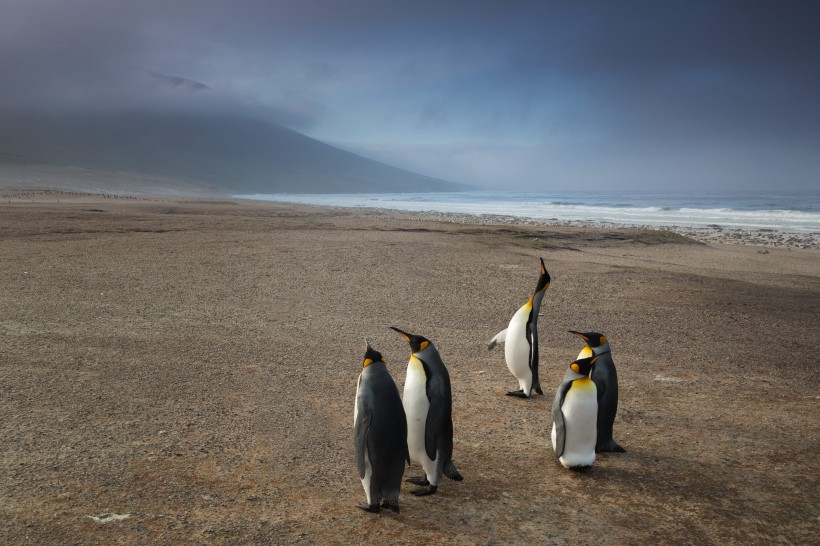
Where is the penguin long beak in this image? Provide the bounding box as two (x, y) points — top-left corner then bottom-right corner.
(568, 330), (589, 341)
(535, 257), (551, 293)
(390, 326), (430, 353)
(591, 354), (602, 365)
(389, 326), (412, 343)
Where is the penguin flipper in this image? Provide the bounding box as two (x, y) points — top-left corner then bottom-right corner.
(354, 408), (371, 479)
(527, 321), (542, 395)
(422, 361), (448, 463)
(424, 385), (446, 462)
(552, 380), (572, 457)
(487, 328), (507, 350)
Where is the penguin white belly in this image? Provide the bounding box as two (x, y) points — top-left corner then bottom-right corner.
(403, 359), (430, 466)
(360, 448), (373, 504)
(558, 378), (598, 468)
(505, 305), (532, 391)
(353, 375), (361, 426)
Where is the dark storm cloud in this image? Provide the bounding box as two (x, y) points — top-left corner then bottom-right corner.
(1, 0), (818, 190)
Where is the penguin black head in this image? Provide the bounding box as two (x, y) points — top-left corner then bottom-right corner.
(390, 326), (430, 353)
(362, 340), (384, 368)
(534, 257), (551, 293)
(569, 354), (600, 376)
(568, 330), (607, 348)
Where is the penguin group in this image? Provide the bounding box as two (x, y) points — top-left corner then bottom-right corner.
(354, 327), (462, 513)
(353, 256), (623, 513)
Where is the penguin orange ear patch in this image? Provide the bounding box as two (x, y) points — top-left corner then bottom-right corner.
(420, 340), (429, 350)
(600, 335), (607, 345)
(571, 363), (580, 373)
(363, 358), (374, 367)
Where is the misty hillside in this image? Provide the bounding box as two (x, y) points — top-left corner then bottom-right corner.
(0, 110), (462, 194)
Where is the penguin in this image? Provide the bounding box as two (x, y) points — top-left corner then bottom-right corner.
(487, 257), (551, 398)
(551, 353), (601, 469)
(391, 326), (463, 496)
(354, 341), (408, 513)
(569, 330), (625, 453)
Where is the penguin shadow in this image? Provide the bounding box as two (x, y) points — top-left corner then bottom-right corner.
(548, 446), (669, 490)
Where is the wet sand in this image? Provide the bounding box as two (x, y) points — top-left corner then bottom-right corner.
(1, 193), (818, 544)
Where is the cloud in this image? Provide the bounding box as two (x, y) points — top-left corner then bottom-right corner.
(0, 1), (818, 190)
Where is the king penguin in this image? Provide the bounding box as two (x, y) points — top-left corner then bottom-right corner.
(569, 330), (625, 453)
(391, 326), (463, 496)
(488, 257), (551, 398)
(354, 341), (408, 513)
(551, 352), (601, 469)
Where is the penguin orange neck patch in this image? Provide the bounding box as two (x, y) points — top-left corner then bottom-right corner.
(409, 355), (424, 371)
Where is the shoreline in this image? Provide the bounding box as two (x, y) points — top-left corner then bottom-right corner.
(3, 186), (818, 249)
(322, 205), (820, 249)
(228, 197), (819, 249)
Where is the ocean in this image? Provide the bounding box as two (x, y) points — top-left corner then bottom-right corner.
(233, 191), (820, 234)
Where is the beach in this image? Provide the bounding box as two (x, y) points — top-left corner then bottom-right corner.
(1, 191), (818, 544)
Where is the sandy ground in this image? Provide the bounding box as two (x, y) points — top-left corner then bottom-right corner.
(1, 194), (818, 545)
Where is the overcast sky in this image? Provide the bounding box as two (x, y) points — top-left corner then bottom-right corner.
(2, 0), (818, 192)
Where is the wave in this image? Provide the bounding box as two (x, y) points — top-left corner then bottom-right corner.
(234, 191), (820, 233)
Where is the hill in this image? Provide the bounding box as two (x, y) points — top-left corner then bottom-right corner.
(0, 110), (463, 195)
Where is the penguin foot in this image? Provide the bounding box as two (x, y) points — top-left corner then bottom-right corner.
(533, 384), (544, 395)
(505, 390), (530, 398)
(381, 500), (400, 514)
(411, 485), (438, 496)
(356, 502), (380, 513)
(597, 440), (626, 453)
(569, 465), (592, 472)
(407, 476), (429, 486)
(444, 461), (463, 481)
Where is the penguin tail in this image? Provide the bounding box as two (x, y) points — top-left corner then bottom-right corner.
(444, 460), (464, 481)
(381, 497), (400, 514)
(533, 381), (544, 396)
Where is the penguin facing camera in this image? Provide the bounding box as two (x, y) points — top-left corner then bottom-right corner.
(569, 330), (625, 453)
(488, 257), (551, 398)
(392, 326), (463, 496)
(354, 341), (408, 513)
(551, 353), (601, 469)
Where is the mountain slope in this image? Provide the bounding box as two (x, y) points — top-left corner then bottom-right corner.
(0, 110), (462, 194)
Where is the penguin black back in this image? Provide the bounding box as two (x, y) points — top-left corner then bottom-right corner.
(568, 330), (625, 453)
(354, 342), (408, 512)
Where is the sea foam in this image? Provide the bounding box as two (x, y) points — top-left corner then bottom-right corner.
(234, 191), (820, 234)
